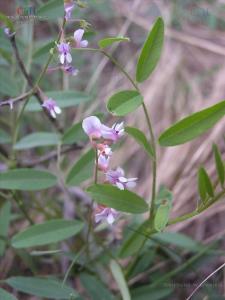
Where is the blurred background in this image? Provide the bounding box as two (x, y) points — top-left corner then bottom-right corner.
(1, 0), (225, 299)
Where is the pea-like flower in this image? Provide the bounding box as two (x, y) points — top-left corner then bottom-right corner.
(101, 122), (124, 143)
(97, 154), (110, 172)
(64, 0), (75, 20)
(74, 29), (88, 48)
(82, 116), (102, 140)
(64, 65), (79, 76)
(105, 167), (137, 190)
(95, 205), (118, 225)
(42, 98), (61, 118)
(57, 42), (72, 64)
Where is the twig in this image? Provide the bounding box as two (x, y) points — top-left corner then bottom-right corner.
(0, 90), (33, 108)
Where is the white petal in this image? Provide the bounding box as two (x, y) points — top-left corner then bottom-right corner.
(119, 176), (127, 183)
(116, 167), (124, 176)
(82, 116), (102, 136)
(127, 177), (138, 182)
(66, 53), (72, 63)
(116, 182), (124, 190)
(60, 54), (65, 64)
(54, 106), (61, 114)
(50, 110), (56, 118)
(107, 213), (115, 225)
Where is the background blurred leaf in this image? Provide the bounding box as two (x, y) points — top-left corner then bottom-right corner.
(66, 149), (95, 186)
(131, 286), (173, 300)
(110, 260), (131, 300)
(0, 288), (17, 300)
(6, 277), (77, 299)
(0, 169), (57, 191)
(0, 201), (11, 256)
(12, 219), (84, 248)
(26, 91), (91, 111)
(87, 184), (148, 213)
(0, 69), (19, 96)
(36, 0), (64, 20)
(14, 132), (60, 150)
(136, 17), (164, 83)
(159, 100), (225, 146)
(62, 121), (88, 145)
(98, 36), (130, 48)
(0, 128), (11, 144)
(80, 273), (115, 300)
(107, 90), (143, 116)
(154, 202), (171, 231)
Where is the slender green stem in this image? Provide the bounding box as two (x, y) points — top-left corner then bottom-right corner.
(12, 193), (34, 224)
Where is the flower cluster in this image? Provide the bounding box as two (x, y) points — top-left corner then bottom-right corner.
(82, 116), (137, 225)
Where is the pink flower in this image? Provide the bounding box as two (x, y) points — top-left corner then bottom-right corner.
(74, 29), (88, 48)
(57, 42), (72, 64)
(97, 154), (110, 171)
(101, 122), (124, 143)
(82, 116), (102, 139)
(42, 98), (61, 118)
(64, 0), (75, 20)
(95, 205), (118, 225)
(106, 167), (137, 190)
(63, 65), (79, 76)
(97, 144), (112, 156)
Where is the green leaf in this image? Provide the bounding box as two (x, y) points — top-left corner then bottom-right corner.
(0, 68), (19, 97)
(0, 13), (15, 32)
(37, 0), (64, 20)
(107, 90), (143, 116)
(0, 47), (12, 63)
(6, 277), (77, 299)
(110, 260), (131, 300)
(0, 128), (11, 144)
(131, 286), (173, 300)
(136, 17), (164, 83)
(198, 167), (214, 202)
(80, 273), (114, 300)
(0, 201), (11, 256)
(159, 100), (225, 146)
(213, 144), (224, 187)
(33, 40), (55, 59)
(125, 126), (154, 158)
(66, 149), (95, 186)
(0, 169), (57, 191)
(11, 219), (84, 249)
(98, 36), (130, 48)
(154, 202), (171, 232)
(26, 90), (91, 112)
(62, 122), (88, 145)
(14, 132), (60, 150)
(119, 221), (154, 258)
(0, 288), (17, 300)
(87, 184), (148, 213)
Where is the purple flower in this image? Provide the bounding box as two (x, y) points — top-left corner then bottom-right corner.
(4, 27), (15, 38)
(64, 65), (79, 76)
(95, 205), (118, 225)
(101, 122), (124, 143)
(97, 154), (110, 171)
(106, 167), (137, 190)
(64, 0), (75, 20)
(42, 98), (61, 118)
(82, 116), (102, 139)
(74, 29), (88, 48)
(57, 42), (72, 64)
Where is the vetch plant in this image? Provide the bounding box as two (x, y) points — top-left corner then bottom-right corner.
(0, 3), (225, 300)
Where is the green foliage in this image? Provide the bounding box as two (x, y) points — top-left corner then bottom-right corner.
(11, 219), (84, 249)
(36, 0), (64, 19)
(62, 121), (88, 145)
(0, 128), (11, 144)
(125, 126), (154, 158)
(198, 167), (214, 203)
(0, 288), (17, 300)
(107, 90), (143, 116)
(131, 286), (173, 300)
(98, 36), (130, 48)
(5, 277), (77, 299)
(0, 13), (15, 32)
(14, 132), (60, 150)
(66, 149), (95, 186)
(159, 100), (225, 146)
(0, 169), (57, 191)
(0, 201), (11, 256)
(136, 17), (164, 83)
(213, 144), (224, 187)
(87, 184), (148, 213)
(154, 202), (171, 231)
(110, 260), (131, 300)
